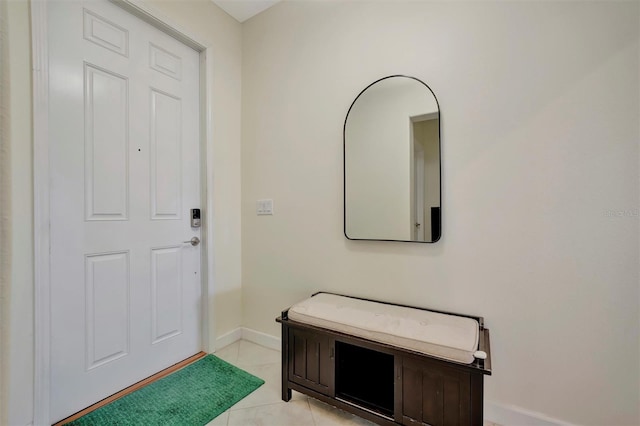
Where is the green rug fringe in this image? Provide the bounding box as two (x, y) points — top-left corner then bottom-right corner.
(66, 355), (264, 426)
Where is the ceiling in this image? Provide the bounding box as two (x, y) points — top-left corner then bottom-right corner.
(212, 0), (281, 23)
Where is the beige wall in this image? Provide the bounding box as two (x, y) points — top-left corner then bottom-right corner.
(0, 1), (11, 424)
(4, 1), (242, 424)
(6, 1), (34, 424)
(241, 2), (639, 425)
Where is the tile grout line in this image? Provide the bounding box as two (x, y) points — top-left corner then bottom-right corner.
(229, 400), (288, 412)
(307, 397), (317, 426)
(233, 362), (280, 369)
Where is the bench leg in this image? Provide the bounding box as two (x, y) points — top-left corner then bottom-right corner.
(282, 386), (292, 402)
(281, 323), (292, 402)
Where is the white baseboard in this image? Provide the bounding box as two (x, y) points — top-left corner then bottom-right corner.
(241, 328), (281, 351)
(214, 327), (242, 350)
(214, 327), (281, 352)
(214, 331), (573, 426)
(485, 401), (575, 426)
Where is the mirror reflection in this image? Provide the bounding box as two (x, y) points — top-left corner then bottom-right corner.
(344, 76), (441, 242)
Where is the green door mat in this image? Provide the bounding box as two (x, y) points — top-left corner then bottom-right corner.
(67, 355), (265, 426)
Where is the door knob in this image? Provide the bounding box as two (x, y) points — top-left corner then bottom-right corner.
(184, 237), (200, 246)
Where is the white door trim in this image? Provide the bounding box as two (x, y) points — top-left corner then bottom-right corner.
(31, 1), (215, 424)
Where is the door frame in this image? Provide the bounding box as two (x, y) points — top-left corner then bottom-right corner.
(413, 141), (425, 241)
(31, 1), (215, 423)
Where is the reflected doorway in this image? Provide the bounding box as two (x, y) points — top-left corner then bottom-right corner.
(411, 114), (440, 242)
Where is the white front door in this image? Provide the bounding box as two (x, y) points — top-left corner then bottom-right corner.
(48, 1), (202, 422)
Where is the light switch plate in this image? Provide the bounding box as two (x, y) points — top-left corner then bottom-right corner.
(257, 199), (273, 215)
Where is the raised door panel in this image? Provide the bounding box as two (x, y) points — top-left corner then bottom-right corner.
(149, 43), (182, 80)
(150, 246), (183, 344)
(83, 9), (129, 57)
(150, 89), (182, 220)
(84, 64), (129, 221)
(85, 251), (130, 369)
(288, 329), (334, 396)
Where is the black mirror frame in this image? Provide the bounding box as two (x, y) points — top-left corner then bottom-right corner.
(343, 75), (442, 243)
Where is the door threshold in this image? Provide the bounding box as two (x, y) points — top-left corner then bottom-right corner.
(54, 351), (207, 425)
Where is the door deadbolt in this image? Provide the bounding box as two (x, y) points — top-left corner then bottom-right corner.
(191, 209), (201, 228)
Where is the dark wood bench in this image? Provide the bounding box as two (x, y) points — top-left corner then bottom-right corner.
(276, 292), (492, 426)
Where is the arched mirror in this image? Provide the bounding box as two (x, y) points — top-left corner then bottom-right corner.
(344, 75), (441, 243)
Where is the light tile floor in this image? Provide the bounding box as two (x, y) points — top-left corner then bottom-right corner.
(205, 340), (499, 426)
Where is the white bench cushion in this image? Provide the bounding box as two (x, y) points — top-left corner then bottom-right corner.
(288, 293), (479, 364)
